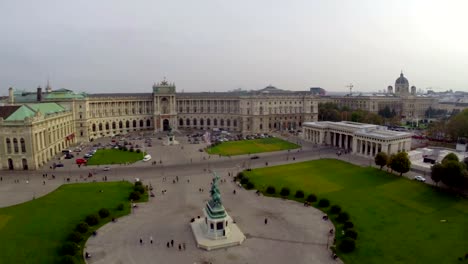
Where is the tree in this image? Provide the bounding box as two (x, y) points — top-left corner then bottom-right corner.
(441, 160), (465, 188)
(430, 163), (444, 186)
(442, 153), (459, 164)
(389, 152), (411, 176)
(374, 152), (388, 170)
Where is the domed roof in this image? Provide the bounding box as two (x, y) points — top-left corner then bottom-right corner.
(395, 72), (409, 85)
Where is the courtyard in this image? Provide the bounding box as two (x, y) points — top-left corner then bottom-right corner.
(206, 137), (300, 156)
(244, 159), (468, 264)
(0, 132), (464, 264)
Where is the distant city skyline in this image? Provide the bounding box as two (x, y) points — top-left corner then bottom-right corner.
(1, 0), (467, 96)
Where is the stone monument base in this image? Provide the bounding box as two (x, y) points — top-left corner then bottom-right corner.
(190, 219), (246, 251)
(163, 139), (179, 146)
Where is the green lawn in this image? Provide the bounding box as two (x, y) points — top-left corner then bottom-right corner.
(207, 137), (300, 156)
(244, 159), (468, 264)
(0, 182), (137, 264)
(86, 149), (145, 165)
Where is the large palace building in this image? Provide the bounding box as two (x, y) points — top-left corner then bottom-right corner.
(0, 80), (318, 170)
(0, 73), (438, 170)
(324, 72), (437, 119)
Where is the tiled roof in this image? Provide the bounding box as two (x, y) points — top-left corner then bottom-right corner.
(0, 105), (21, 119)
(3, 103), (66, 121)
(5, 105), (36, 121)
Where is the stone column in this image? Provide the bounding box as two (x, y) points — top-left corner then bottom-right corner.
(338, 133), (341, 148)
(352, 137), (357, 154)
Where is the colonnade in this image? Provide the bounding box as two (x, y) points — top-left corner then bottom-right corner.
(355, 139), (384, 157)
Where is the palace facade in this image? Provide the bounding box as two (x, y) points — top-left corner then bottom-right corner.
(0, 81), (318, 170)
(0, 73), (437, 170)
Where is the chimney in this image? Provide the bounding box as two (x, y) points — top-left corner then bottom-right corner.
(8, 87), (14, 104)
(37, 86), (42, 102)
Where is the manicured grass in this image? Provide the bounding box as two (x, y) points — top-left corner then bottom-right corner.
(207, 137), (300, 156)
(0, 182), (139, 264)
(86, 149), (145, 165)
(243, 159), (468, 264)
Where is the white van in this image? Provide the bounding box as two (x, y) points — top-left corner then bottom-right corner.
(143, 154), (152, 162)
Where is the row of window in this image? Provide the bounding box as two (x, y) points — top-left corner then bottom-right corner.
(179, 118), (237, 127)
(5, 138), (26, 154)
(91, 120), (152, 132)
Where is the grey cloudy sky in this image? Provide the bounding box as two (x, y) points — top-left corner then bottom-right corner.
(1, 0), (467, 95)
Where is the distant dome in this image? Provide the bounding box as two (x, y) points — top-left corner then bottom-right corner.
(395, 72), (409, 85)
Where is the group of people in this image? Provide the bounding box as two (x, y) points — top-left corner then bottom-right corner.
(164, 239), (186, 251)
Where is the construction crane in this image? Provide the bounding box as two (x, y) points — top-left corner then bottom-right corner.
(346, 83), (354, 96)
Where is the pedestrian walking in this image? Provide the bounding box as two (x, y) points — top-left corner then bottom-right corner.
(140, 238), (143, 244)
(171, 239), (174, 247)
(150, 236), (153, 244)
(264, 218), (268, 224)
(166, 242), (170, 248)
(178, 244), (181, 250)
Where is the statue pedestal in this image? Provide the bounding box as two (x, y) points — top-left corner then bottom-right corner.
(190, 172), (246, 250)
(163, 134), (179, 146)
(190, 216), (245, 250)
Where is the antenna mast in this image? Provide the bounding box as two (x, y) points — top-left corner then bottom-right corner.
(346, 83), (354, 96)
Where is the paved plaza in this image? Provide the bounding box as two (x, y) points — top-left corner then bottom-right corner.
(0, 131), (425, 264)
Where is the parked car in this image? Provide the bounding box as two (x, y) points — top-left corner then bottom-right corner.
(55, 163), (64, 168)
(250, 155), (260, 160)
(76, 158), (87, 165)
(103, 167), (110, 171)
(414, 175), (426, 182)
(65, 154), (74, 159)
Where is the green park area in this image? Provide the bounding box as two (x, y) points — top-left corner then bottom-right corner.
(0, 181), (146, 264)
(86, 149), (145, 165)
(243, 159), (468, 264)
(207, 137), (300, 156)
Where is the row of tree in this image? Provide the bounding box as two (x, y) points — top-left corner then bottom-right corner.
(318, 103), (404, 126)
(374, 151), (411, 176)
(375, 150), (468, 190)
(426, 108), (468, 141)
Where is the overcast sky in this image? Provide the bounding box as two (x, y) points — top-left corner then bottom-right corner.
(1, 0), (467, 95)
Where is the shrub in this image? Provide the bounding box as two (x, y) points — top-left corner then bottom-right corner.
(295, 190), (305, 198)
(85, 214), (99, 226)
(330, 205), (342, 214)
(59, 255), (76, 264)
(318, 199), (330, 208)
(337, 212), (350, 223)
(338, 237), (356, 253)
(129, 191), (141, 201)
(67, 232), (83, 243)
(60, 242), (78, 256)
(280, 187), (290, 197)
(117, 203), (124, 211)
(134, 185), (145, 194)
(135, 181), (143, 187)
(343, 221), (354, 229)
(75, 222), (89, 234)
(246, 182), (255, 190)
(136, 149), (141, 153)
(98, 208), (110, 218)
(345, 229), (358, 240)
(266, 186), (276, 194)
(123, 146), (128, 151)
(129, 148), (134, 152)
(306, 194), (317, 203)
(240, 177), (249, 185)
(237, 172), (245, 180)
